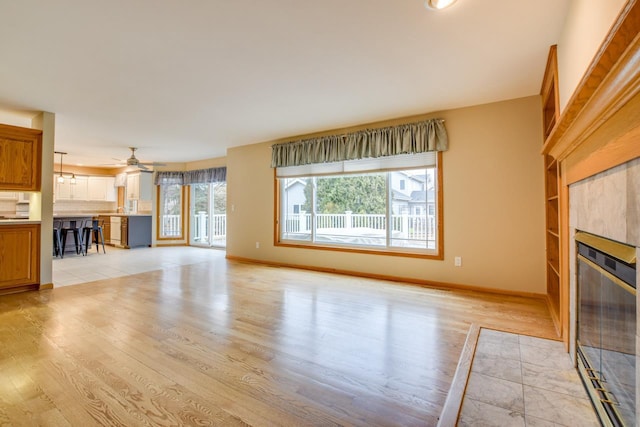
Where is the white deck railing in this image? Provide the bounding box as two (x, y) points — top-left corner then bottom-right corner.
(162, 213), (227, 243)
(162, 212), (433, 245)
(284, 212), (436, 241)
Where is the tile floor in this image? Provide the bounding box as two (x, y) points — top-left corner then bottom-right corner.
(458, 328), (600, 426)
(52, 245), (226, 287)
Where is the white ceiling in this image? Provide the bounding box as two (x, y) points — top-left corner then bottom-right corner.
(0, 0), (570, 167)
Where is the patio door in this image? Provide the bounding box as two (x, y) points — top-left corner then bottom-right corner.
(190, 182), (226, 247)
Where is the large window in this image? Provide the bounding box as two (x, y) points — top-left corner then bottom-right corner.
(276, 152), (442, 258)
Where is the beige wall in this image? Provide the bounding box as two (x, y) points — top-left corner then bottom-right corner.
(557, 0), (627, 111)
(226, 96), (546, 294)
(32, 112), (55, 287)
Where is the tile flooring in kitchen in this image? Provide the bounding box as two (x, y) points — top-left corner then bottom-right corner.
(52, 245), (226, 287)
(458, 328), (600, 426)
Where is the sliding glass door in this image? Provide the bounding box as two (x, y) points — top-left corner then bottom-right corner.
(190, 182), (226, 247)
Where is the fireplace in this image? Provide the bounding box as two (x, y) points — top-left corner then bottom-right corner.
(576, 231), (637, 426)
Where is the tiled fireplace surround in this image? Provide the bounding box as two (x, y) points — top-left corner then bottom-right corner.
(568, 157), (640, 421)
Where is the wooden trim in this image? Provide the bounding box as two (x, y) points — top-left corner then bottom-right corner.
(225, 255), (548, 300)
(273, 167), (280, 247)
(272, 152), (444, 260)
(155, 185), (186, 241)
(558, 173), (570, 347)
(437, 324), (480, 427)
(540, 45), (560, 139)
(436, 151), (444, 259)
(0, 284), (39, 296)
(39, 283), (54, 290)
(274, 241), (443, 260)
(544, 293), (561, 337)
(543, 1), (640, 160)
(0, 123), (43, 137)
(185, 185), (191, 244)
(565, 111), (640, 184)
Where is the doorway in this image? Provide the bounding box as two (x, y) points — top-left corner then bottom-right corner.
(190, 182), (226, 247)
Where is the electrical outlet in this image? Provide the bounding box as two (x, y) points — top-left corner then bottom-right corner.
(454, 256), (462, 267)
(255, 241), (260, 249)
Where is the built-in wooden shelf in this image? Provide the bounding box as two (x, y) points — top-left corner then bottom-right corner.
(541, 46), (561, 329)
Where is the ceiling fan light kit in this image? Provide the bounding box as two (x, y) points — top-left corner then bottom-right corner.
(103, 147), (166, 170)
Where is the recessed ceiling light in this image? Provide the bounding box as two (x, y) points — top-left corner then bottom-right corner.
(424, 0), (458, 10)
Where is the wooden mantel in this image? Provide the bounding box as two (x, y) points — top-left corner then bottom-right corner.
(542, 0), (640, 343)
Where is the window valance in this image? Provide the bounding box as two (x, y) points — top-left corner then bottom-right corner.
(183, 167), (226, 184)
(154, 167), (226, 185)
(154, 171), (184, 186)
(271, 118), (448, 168)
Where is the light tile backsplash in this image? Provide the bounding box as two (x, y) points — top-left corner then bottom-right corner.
(0, 200), (16, 215)
(54, 200), (117, 214)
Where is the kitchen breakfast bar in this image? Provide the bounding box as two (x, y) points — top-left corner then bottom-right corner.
(54, 214), (152, 254)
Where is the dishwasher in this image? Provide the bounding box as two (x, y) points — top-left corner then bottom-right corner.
(110, 216), (122, 247)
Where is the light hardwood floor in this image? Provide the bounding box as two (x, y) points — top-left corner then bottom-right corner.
(1, 253), (557, 426)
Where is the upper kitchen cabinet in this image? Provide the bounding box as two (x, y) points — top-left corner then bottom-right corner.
(88, 176), (116, 201)
(0, 124), (42, 191)
(126, 171), (152, 201)
(54, 175), (115, 201)
(54, 176), (87, 200)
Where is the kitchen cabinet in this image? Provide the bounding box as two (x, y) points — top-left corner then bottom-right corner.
(99, 215), (151, 248)
(0, 223), (40, 294)
(98, 215), (111, 243)
(0, 124), (42, 191)
(55, 175), (116, 201)
(126, 172), (152, 201)
(54, 176), (88, 200)
(88, 177), (116, 201)
(122, 215), (152, 248)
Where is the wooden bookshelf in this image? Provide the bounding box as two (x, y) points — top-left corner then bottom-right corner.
(541, 46), (561, 328)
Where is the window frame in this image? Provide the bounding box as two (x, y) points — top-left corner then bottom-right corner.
(274, 152), (444, 260)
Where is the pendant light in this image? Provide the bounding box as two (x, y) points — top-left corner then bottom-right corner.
(55, 151), (66, 183)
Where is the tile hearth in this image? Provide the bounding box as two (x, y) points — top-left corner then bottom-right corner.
(458, 329), (599, 426)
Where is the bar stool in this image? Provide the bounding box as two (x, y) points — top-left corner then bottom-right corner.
(82, 219), (106, 255)
(61, 220), (84, 256)
(53, 220), (63, 258)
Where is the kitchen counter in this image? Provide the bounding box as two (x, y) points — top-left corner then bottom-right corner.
(0, 219), (41, 225)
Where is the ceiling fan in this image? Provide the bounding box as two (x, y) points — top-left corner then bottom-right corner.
(106, 147), (165, 170)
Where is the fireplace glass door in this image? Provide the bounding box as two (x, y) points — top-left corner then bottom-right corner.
(577, 239), (636, 426)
